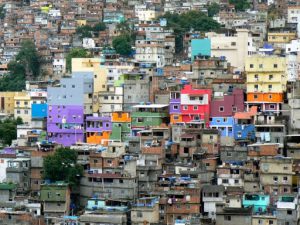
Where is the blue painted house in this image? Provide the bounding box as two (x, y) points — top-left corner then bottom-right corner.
(210, 117), (234, 137)
(233, 107), (257, 141)
(191, 39), (211, 61)
(243, 194), (270, 213)
(32, 103), (48, 119)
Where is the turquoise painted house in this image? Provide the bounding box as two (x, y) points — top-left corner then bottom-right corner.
(242, 194), (270, 213)
(191, 39), (211, 61)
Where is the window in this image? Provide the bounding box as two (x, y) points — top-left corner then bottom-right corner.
(137, 211), (143, 217)
(284, 188), (288, 193)
(137, 118), (144, 123)
(283, 176), (288, 181)
(269, 220), (273, 225)
(17, 110), (20, 114)
(227, 152), (232, 156)
(269, 104), (275, 109)
(231, 42), (236, 46)
(222, 179), (229, 184)
(274, 64), (278, 68)
(193, 106), (198, 110)
(104, 96), (108, 100)
(273, 176), (278, 182)
(223, 118), (228, 123)
(287, 210), (292, 215)
(72, 85), (75, 88)
(234, 179), (239, 184)
(224, 215), (231, 221)
(183, 105), (188, 110)
(258, 219), (262, 225)
(184, 147), (189, 154)
(210, 135), (214, 140)
(219, 106), (224, 112)
(254, 74), (258, 79)
(174, 115), (179, 120)
(268, 84), (272, 90)
(232, 107), (237, 112)
(190, 97), (195, 100)
(283, 166), (289, 170)
(259, 64), (263, 68)
(250, 64), (254, 68)
(254, 94), (258, 99)
(269, 75), (273, 80)
(173, 105), (179, 110)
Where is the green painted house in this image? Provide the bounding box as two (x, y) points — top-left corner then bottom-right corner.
(131, 104), (169, 135)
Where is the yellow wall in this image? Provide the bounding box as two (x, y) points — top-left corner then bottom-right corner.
(246, 56), (287, 93)
(76, 20), (87, 26)
(268, 32), (296, 43)
(0, 92), (16, 115)
(72, 58), (108, 113)
(14, 92), (31, 124)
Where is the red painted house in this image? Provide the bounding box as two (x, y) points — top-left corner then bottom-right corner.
(180, 85), (212, 127)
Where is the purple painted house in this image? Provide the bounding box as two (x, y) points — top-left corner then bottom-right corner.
(86, 116), (112, 133)
(47, 105), (84, 146)
(210, 89), (245, 117)
(169, 91), (181, 114)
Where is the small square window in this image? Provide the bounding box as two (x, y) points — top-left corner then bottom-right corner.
(274, 64), (278, 68)
(219, 106), (224, 112)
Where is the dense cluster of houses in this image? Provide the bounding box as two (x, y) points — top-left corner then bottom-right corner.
(2, 0), (300, 225)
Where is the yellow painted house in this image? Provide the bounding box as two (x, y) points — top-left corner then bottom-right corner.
(72, 58), (108, 112)
(0, 92), (17, 115)
(268, 32), (296, 44)
(76, 20), (87, 26)
(14, 92), (31, 124)
(245, 56), (287, 110)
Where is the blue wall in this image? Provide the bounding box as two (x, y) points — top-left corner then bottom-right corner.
(243, 194), (270, 213)
(210, 117), (234, 137)
(191, 39), (211, 61)
(233, 124), (255, 141)
(32, 103), (48, 119)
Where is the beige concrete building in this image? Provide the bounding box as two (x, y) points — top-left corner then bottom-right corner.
(207, 29), (256, 71)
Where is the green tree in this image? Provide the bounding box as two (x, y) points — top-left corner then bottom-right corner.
(76, 23), (106, 38)
(207, 3), (220, 17)
(0, 61), (26, 91)
(93, 22), (106, 32)
(0, 4), (5, 19)
(229, 0), (250, 11)
(66, 48), (90, 72)
(0, 117), (23, 146)
(16, 40), (40, 77)
(43, 148), (84, 187)
(112, 34), (132, 56)
(76, 25), (93, 38)
(161, 11), (220, 53)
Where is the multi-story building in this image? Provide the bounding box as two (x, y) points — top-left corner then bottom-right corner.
(206, 29), (254, 71)
(260, 157), (294, 200)
(246, 56), (287, 114)
(14, 92), (31, 124)
(210, 88), (244, 143)
(47, 72), (93, 146)
(0, 92), (16, 116)
(40, 182), (71, 223)
(180, 85), (212, 127)
(86, 115), (112, 145)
